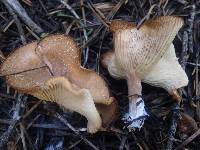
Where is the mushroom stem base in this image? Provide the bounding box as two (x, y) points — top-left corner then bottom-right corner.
(122, 96), (148, 130)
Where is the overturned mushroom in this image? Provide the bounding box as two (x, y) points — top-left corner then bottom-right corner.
(102, 16), (188, 129)
(0, 34), (116, 133)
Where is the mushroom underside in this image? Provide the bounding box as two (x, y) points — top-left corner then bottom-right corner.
(102, 43), (188, 128)
(102, 44), (188, 93)
(32, 76), (102, 133)
(113, 16), (184, 77)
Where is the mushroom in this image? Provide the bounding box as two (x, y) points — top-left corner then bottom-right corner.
(96, 97), (119, 129)
(0, 34), (116, 133)
(102, 16), (188, 128)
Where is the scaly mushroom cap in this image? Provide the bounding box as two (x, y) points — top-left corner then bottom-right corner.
(1, 41), (51, 92)
(111, 16), (184, 78)
(0, 34), (80, 93)
(110, 20), (135, 32)
(0, 34), (110, 102)
(0, 34), (115, 133)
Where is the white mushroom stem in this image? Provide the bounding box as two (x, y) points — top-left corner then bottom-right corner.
(127, 72), (142, 116)
(123, 72), (148, 129)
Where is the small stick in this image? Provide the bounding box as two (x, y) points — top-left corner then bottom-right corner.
(181, 31), (188, 69)
(175, 129), (200, 150)
(136, 4), (158, 29)
(119, 136), (127, 150)
(2, 0), (26, 44)
(55, 113), (99, 150)
(0, 94), (24, 148)
(80, 0), (89, 66)
(13, 115), (40, 149)
(96, 28), (107, 74)
(87, 0), (109, 28)
(82, 0), (127, 48)
(25, 26), (40, 40)
(2, 19), (14, 32)
(22, 100), (42, 119)
(0, 50), (6, 63)
(165, 103), (181, 150)
(3, 0), (43, 34)
(186, 4), (195, 53)
(20, 123), (27, 150)
(58, 0), (90, 66)
(181, 4), (195, 68)
(0, 65), (48, 77)
(59, 0), (80, 20)
(20, 123), (36, 150)
(68, 139), (82, 149)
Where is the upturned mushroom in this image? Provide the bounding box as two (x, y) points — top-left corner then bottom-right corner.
(102, 16), (188, 128)
(0, 34), (117, 133)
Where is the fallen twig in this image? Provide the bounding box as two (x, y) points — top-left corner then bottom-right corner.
(1, 0), (26, 44)
(181, 31), (189, 69)
(55, 112), (99, 150)
(186, 4), (195, 53)
(58, 0), (89, 66)
(82, 0), (127, 48)
(175, 129), (200, 150)
(165, 103), (181, 150)
(0, 94), (26, 148)
(2, 0), (43, 34)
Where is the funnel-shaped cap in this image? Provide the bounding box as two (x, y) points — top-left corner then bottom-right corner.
(143, 44), (188, 92)
(112, 16), (184, 78)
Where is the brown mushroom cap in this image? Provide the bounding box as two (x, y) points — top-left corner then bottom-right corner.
(0, 34), (115, 133)
(34, 34), (81, 75)
(0, 34), (111, 103)
(1, 41), (51, 92)
(110, 20), (135, 32)
(0, 34), (80, 93)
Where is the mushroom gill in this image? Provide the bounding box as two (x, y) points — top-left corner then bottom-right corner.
(102, 16), (188, 129)
(0, 34), (117, 133)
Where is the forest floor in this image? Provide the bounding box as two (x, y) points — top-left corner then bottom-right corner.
(0, 0), (200, 150)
